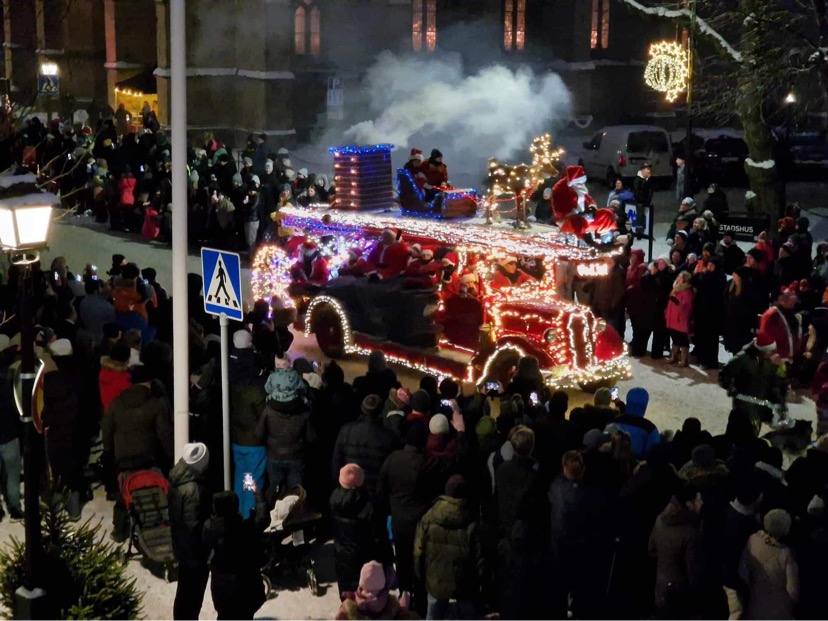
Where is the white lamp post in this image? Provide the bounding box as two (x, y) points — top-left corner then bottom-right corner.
(0, 189), (55, 618)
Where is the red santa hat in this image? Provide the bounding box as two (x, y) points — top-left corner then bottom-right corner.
(780, 282), (799, 298)
(301, 240), (317, 255)
(565, 165), (588, 187)
(409, 148), (423, 160)
(754, 331), (777, 352)
(410, 243), (422, 256)
(460, 272), (478, 284)
(499, 256), (518, 267)
(442, 252), (458, 267)
(421, 248), (434, 261)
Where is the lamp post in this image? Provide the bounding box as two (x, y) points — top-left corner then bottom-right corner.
(0, 193), (55, 619)
(684, 0), (698, 199)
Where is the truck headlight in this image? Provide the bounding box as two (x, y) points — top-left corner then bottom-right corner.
(544, 329), (557, 344)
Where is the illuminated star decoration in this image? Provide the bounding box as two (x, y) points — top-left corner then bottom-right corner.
(644, 40), (690, 103)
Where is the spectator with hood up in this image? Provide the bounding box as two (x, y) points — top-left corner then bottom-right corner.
(612, 388), (660, 460)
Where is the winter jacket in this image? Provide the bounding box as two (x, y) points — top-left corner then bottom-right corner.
(667, 207), (699, 241)
(612, 388), (660, 459)
(231, 385), (266, 447)
(721, 501), (760, 589)
(335, 594), (417, 620)
(648, 497), (704, 610)
(78, 295), (116, 347)
(119, 177), (136, 206)
(495, 455), (542, 536)
(759, 305), (802, 362)
(665, 286), (694, 335)
(330, 487), (392, 593)
(256, 398), (313, 462)
(332, 414), (400, 493)
(414, 496), (484, 601)
(41, 365), (83, 482)
(102, 382), (174, 471)
(202, 493), (269, 580)
(168, 459), (212, 567)
(719, 344), (786, 423)
(548, 475), (609, 565)
(377, 445), (432, 536)
(633, 172), (655, 208)
(739, 530), (799, 620)
(99, 356), (131, 415)
(638, 269), (674, 331)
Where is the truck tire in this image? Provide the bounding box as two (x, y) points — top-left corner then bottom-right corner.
(313, 305), (347, 359)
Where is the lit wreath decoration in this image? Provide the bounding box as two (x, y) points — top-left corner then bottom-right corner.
(644, 40), (690, 102)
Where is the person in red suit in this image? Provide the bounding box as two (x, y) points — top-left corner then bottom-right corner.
(759, 283), (803, 362)
(291, 240), (330, 286)
(404, 149), (424, 176)
(405, 248), (440, 281)
(490, 256), (535, 290)
(339, 247), (370, 277)
(552, 165), (616, 240)
(366, 228), (409, 280)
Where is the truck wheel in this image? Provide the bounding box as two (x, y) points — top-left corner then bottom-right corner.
(581, 379), (615, 394)
(481, 347), (522, 388)
(314, 306), (347, 359)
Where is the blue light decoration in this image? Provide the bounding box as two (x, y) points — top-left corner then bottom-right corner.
(329, 144), (395, 155)
(396, 167), (478, 219)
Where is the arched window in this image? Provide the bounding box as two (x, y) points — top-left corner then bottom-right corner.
(503, 0), (526, 51)
(294, 6), (306, 55)
(413, 0), (436, 52)
(294, 1), (320, 56)
(590, 0), (610, 50)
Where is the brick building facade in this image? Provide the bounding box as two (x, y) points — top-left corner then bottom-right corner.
(2, 0), (666, 144)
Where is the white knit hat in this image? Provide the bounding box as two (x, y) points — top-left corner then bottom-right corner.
(183, 442), (209, 474)
(429, 413), (449, 435)
(233, 330), (253, 349)
(49, 339), (73, 357)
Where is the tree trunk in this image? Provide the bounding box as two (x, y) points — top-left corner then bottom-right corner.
(737, 0), (784, 222)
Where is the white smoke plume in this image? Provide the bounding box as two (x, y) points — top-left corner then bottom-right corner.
(344, 51), (572, 187)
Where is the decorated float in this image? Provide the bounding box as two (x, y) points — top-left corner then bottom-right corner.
(253, 143), (630, 389)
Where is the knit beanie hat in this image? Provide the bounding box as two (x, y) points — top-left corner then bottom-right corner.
(396, 387), (411, 406)
(274, 352), (292, 369)
(267, 368), (302, 402)
(583, 428), (610, 451)
(355, 561), (389, 614)
(410, 389), (431, 414)
(764, 508), (792, 540)
(232, 330), (253, 349)
(445, 474), (467, 498)
(183, 442), (209, 474)
(476, 415), (497, 442)
(594, 387), (612, 407)
(361, 394), (384, 417)
(339, 463), (365, 489)
(429, 413), (449, 435)
(691, 444), (716, 469)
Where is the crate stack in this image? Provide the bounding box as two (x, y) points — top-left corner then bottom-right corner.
(331, 145), (395, 211)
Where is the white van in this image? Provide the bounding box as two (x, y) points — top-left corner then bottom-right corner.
(579, 125), (674, 189)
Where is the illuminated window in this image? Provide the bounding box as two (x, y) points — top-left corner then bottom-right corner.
(413, 0), (436, 52)
(294, 1), (320, 56)
(591, 0), (610, 50)
(504, 0), (513, 50)
(294, 6), (306, 55)
(310, 7), (320, 56)
(504, 0), (526, 51)
(413, 0), (423, 52)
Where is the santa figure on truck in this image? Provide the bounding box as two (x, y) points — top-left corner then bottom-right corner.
(552, 165), (617, 241)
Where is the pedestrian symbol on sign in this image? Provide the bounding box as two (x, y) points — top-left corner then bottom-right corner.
(201, 248), (243, 321)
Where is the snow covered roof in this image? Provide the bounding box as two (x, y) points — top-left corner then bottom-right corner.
(0, 173), (37, 189)
(0, 174), (59, 207)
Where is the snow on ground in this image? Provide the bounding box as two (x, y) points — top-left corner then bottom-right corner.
(7, 194), (818, 619)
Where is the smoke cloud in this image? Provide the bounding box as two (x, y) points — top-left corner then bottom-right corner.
(344, 51), (572, 187)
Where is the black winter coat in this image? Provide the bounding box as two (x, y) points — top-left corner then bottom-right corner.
(332, 415), (400, 493)
(638, 269), (674, 331)
(495, 455), (545, 535)
(256, 398), (313, 462)
(633, 174), (655, 208)
(377, 446), (432, 536)
(202, 493), (269, 579)
(168, 459), (212, 567)
(330, 487), (392, 593)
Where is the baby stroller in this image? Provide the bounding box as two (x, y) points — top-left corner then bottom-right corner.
(261, 485), (324, 597)
(118, 469), (178, 582)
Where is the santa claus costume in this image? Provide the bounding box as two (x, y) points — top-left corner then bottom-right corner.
(490, 256), (535, 291)
(339, 247), (370, 277)
(404, 149), (424, 176)
(366, 228), (410, 279)
(405, 248), (440, 288)
(551, 166), (616, 239)
(291, 240), (329, 286)
(759, 283), (803, 362)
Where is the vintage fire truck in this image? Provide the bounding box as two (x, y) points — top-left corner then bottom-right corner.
(254, 206), (631, 391)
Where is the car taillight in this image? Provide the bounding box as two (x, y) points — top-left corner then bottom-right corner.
(618, 155), (627, 168)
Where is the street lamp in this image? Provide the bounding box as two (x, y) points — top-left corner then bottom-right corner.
(785, 92), (797, 105)
(0, 188), (56, 619)
(38, 63), (58, 77)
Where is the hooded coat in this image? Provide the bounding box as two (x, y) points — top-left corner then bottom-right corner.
(739, 530), (799, 619)
(256, 397), (313, 462)
(99, 356), (131, 415)
(612, 388), (660, 459)
(168, 459), (212, 567)
(414, 496), (484, 601)
(332, 414), (400, 493)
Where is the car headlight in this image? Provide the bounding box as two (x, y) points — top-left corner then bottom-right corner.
(544, 329), (557, 344)
(595, 318), (607, 332)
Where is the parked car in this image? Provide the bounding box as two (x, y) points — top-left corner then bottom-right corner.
(579, 125), (673, 189)
(674, 133), (749, 187)
(259, 207), (631, 392)
(789, 132), (828, 176)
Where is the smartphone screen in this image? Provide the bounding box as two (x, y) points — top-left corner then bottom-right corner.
(440, 399), (451, 408)
(530, 392), (539, 406)
(485, 382), (499, 392)
(242, 472), (254, 491)
(611, 387), (620, 400)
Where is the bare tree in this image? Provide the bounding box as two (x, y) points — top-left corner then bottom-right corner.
(620, 0), (827, 221)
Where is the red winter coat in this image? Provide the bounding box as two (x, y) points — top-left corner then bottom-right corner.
(367, 241), (410, 279)
(119, 177), (136, 206)
(291, 254), (330, 286)
(421, 161), (448, 188)
(665, 286), (694, 335)
(142, 207), (161, 241)
(339, 257), (370, 277)
(759, 305), (802, 361)
(99, 357), (132, 415)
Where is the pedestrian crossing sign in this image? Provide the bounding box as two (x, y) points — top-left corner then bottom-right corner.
(37, 74), (59, 96)
(201, 248), (243, 320)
